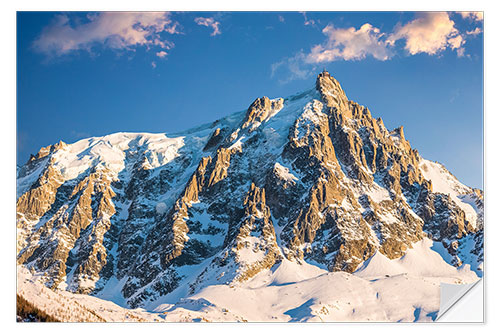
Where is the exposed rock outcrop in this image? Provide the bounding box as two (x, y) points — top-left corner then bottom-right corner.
(17, 167), (116, 290)
(16, 70), (483, 308)
(242, 97), (284, 131)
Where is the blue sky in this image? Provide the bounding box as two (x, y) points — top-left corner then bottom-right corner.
(17, 11), (483, 188)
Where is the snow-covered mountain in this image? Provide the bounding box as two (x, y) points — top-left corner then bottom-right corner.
(16, 71), (483, 322)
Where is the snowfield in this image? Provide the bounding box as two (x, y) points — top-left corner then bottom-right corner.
(17, 237), (479, 322)
(52, 133), (186, 182)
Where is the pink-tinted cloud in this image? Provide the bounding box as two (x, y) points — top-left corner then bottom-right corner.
(388, 12), (464, 56)
(456, 47), (466, 58)
(459, 12), (483, 22)
(194, 17), (221, 36)
(306, 23), (392, 63)
(272, 12), (480, 82)
(33, 12), (180, 58)
(156, 51), (168, 58)
(466, 27), (483, 36)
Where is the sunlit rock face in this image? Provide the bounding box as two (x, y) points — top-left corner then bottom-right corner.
(17, 70), (483, 307)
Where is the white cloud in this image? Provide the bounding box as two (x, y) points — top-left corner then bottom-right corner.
(33, 12), (180, 58)
(467, 27), (483, 36)
(300, 12), (316, 27)
(156, 51), (168, 58)
(447, 35), (465, 49)
(194, 17), (221, 36)
(271, 51), (312, 83)
(459, 12), (483, 22)
(151, 61), (157, 68)
(305, 23), (392, 63)
(272, 12), (482, 82)
(388, 12), (464, 56)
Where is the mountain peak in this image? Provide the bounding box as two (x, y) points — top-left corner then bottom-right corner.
(390, 126), (405, 140)
(242, 96), (284, 131)
(315, 70), (350, 116)
(27, 140), (67, 163)
(16, 72), (483, 316)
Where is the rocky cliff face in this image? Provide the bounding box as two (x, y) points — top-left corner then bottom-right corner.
(17, 71), (483, 308)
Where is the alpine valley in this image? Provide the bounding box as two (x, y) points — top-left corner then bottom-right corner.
(16, 71), (483, 322)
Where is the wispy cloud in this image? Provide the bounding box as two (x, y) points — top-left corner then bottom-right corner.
(272, 22), (393, 82)
(459, 12), (483, 22)
(70, 130), (91, 139)
(278, 15), (285, 23)
(449, 88), (460, 103)
(306, 23), (392, 63)
(33, 12), (180, 59)
(271, 51), (312, 83)
(194, 17), (221, 36)
(388, 12), (464, 56)
(457, 48), (467, 58)
(300, 12), (316, 27)
(156, 51), (168, 58)
(466, 27), (483, 36)
(273, 12), (481, 82)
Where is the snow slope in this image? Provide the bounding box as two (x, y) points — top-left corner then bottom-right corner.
(17, 237), (477, 322)
(354, 238), (477, 280)
(17, 266), (165, 322)
(420, 159), (481, 229)
(169, 238), (477, 322)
